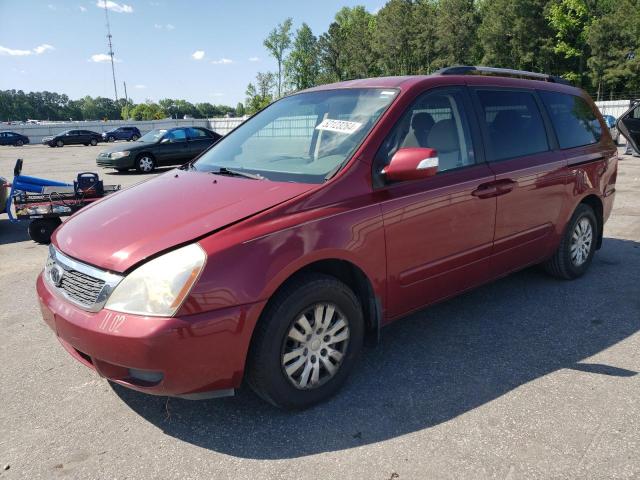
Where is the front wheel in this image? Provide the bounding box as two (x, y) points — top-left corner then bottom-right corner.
(247, 273), (364, 410)
(107, 136), (115, 142)
(135, 154), (155, 173)
(16, 139), (24, 147)
(544, 204), (598, 279)
(56, 140), (64, 147)
(90, 138), (98, 146)
(131, 134), (139, 141)
(28, 218), (62, 244)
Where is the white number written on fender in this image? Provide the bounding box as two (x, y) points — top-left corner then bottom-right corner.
(98, 312), (126, 333)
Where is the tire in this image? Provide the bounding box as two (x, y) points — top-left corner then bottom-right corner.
(135, 154), (156, 173)
(247, 273), (364, 410)
(131, 135), (139, 141)
(107, 136), (115, 142)
(28, 218), (62, 244)
(16, 139), (24, 147)
(90, 138), (98, 146)
(56, 140), (64, 148)
(544, 204), (598, 280)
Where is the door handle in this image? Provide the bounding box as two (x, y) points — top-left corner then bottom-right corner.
(471, 185), (499, 198)
(495, 179), (517, 195)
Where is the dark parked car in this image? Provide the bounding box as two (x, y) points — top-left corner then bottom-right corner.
(40, 66), (618, 409)
(0, 131), (29, 146)
(96, 126), (222, 173)
(102, 126), (141, 142)
(602, 115), (619, 144)
(42, 130), (102, 147)
(617, 100), (640, 155)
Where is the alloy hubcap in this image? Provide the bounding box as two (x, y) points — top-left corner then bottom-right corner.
(139, 157), (153, 172)
(281, 303), (350, 390)
(570, 217), (593, 266)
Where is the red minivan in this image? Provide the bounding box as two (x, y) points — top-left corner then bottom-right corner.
(37, 67), (618, 409)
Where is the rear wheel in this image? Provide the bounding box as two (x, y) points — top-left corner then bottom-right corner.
(28, 218), (62, 244)
(56, 140), (64, 147)
(135, 154), (155, 173)
(544, 204), (598, 279)
(247, 273), (364, 410)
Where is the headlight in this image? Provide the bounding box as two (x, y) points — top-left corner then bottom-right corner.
(105, 244), (206, 316)
(109, 151), (130, 159)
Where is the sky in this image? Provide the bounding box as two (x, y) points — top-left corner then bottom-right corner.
(0, 0), (382, 106)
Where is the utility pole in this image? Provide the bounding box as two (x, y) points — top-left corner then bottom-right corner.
(123, 81), (128, 104)
(103, 2), (118, 101)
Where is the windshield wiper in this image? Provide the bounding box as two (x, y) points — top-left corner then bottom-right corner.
(211, 167), (264, 180)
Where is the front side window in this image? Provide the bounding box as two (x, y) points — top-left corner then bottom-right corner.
(374, 88), (475, 176)
(139, 129), (167, 142)
(540, 91), (601, 149)
(476, 89), (549, 161)
(165, 129), (187, 142)
(193, 88), (398, 183)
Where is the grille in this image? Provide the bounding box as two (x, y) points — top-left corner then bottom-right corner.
(59, 269), (106, 307)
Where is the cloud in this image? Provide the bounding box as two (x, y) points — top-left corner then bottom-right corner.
(48, 4), (56, 10)
(134, 84), (147, 89)
(191, 50), (205, 60)
(210, 92), (224, 97)
(248, 56), (260, 62)
(0, 46), (32, 56)
(79, 5), (87, 11)
(0, 44), (55, 56)
(211, 58), (233, 65)
(33, 44), (55, 54)
(166, 23), (175, 30)
(89, 53), (122, 63)
(154, 23), (175, 30)
(96, 1), (133, 13)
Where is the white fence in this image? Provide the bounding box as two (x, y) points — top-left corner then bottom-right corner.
(6, 117), (246, 144)
(595, 100), (633, 119)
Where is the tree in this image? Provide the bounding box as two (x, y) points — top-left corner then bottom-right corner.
(317, 22), (345, 83)
(285, 23), (319, 91)
(264, 17), (293, 97)
(245, 72), (276, 114)
(478, 0), (557, 73)
(236, 102), (245, 116)
(129, 101), (166, 120)
(373, 0), (416, 75)
(411, 0), (439, 74)
(587, 0), (640, 98)
(434, 0), (480, 68)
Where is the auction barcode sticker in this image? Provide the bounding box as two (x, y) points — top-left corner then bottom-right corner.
(316, 119), (362, 134)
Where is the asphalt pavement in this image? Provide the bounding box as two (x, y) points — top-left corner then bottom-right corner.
(1, 144), (639, 479)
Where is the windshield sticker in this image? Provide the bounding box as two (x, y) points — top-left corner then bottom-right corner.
(316, 119), (363, 134)
(380, 90), (397, 96)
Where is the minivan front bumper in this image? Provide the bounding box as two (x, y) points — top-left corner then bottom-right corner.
(37, 272), (265, 398)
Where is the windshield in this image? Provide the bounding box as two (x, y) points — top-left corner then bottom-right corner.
(192, 88), (398, 183)
(138, 129), (167, 142)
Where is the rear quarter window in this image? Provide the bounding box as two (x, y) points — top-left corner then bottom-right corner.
(539, 91), (601, 149)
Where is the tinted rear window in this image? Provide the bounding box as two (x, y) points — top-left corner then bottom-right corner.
(539, 91), (601, 149)
(476, 90), (549, 161)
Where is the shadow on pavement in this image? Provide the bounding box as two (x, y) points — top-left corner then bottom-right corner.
(112, 237), (640, 459)
(0, 218), (30, 245)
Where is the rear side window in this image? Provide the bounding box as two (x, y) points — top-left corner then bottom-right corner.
(476, 90), (549, 161)
(539, 91), (601, 149)
(187, 128), (209, 139)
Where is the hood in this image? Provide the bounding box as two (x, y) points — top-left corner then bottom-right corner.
(53, 170), (314, 272)
(98, 141), (153, 155)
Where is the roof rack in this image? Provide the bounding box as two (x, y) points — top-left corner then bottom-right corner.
(435, 65), (572, 86)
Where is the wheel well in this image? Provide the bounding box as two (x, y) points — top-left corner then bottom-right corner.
(265, 259), (381, 345)
(136, 152), (154, 161)
(580, 194), (603, 249)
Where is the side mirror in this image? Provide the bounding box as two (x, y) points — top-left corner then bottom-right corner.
(381, 147), (439, 182)
(617, 102), (640, 153)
